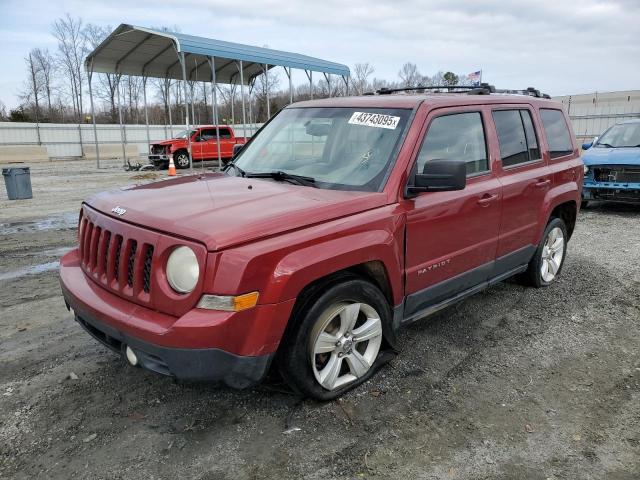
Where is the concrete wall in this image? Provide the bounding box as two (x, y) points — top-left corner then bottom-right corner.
(553, 90), (640, 143)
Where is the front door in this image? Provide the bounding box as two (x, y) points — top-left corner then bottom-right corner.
(404, 107), (502, 319)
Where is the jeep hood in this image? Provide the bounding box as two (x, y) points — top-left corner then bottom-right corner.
(85, 173), (387, 251)
(583, 147), (640, 166)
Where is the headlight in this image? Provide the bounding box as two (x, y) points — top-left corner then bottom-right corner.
(166, 246), (199, 293)
(584, 165), (589, 175)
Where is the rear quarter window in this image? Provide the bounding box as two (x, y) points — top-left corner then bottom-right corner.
(540, 109), (573, 158)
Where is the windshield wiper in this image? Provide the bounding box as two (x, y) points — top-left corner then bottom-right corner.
(224, 162), (246, 177)
(245, 170), (316, 187)
(596, 142), (615, 148)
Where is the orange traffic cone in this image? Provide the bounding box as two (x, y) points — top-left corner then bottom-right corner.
(168, 155), (177, 176)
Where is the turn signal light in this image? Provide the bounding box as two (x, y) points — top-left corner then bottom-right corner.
(197, 292), (259, 312)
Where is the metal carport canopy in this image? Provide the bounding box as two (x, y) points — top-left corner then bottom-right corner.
(85, 24), (350, 83)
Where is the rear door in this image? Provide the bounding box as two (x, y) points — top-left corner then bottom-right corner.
(403, 106), (502, 318)
(490, 105), (550, 272)
(214, 127), (235, 158)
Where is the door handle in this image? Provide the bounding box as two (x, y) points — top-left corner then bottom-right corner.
(477, 193), (498, 206)
(535, 179), (551, 188)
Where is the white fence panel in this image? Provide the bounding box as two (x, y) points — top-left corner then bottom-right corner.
(0, 122), (261, 159)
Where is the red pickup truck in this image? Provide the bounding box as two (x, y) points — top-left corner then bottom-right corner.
(148, 125), (247, 169)
(60, 86), (583, 400)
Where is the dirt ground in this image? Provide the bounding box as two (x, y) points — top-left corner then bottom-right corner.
(1, 160), (638, 479)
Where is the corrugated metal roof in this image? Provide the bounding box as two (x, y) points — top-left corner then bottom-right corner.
(85, 24), (350, 84)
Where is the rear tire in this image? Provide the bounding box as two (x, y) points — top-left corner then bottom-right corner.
(278, 278), (392, 400)
(524, 217), (568, 288)
(581, 200), (590, 209)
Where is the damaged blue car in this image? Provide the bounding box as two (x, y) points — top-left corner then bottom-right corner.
(582, 119), (640, 206)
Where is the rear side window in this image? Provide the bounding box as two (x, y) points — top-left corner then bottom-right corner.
(540, 109), (573, 158)
(416, 112), (488, 176)
(201, 128), (232, 140)
(492, 109), (541, 167)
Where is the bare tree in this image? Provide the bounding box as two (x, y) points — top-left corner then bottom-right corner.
(398, 62), (421, 87)
(32, 48), (55, 116)
(0, 101), (7, 121)
(22, 51), (43, 122)
(353, 62), (375, 95)
(52, 14), (88, 122)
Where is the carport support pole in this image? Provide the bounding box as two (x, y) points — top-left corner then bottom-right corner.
(284, 67), (293, 104)
(324, 73), (332, 98)
(167, 77), (173, 137)
(265, 64), (270, 119)
(116, 77), (127, 166)
(179, 52), (193, 170)
(207, 56), (222, 169)
(87, 65), (100, 169)
(239, 61), (247, 143)
(248, 81), (254, 138)
(143, 76), (151, 161)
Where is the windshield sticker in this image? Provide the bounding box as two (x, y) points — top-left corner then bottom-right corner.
(348, 112), (400, 130)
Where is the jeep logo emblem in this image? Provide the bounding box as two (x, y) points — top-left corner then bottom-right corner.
(111, 206), (126, 216)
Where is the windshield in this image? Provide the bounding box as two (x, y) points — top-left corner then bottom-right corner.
(173, 129), (197, 139)
(596, 123), (640, 148)
(228, 107), (412, 191)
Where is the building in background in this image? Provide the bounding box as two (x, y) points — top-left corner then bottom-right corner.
(554, 90), (640, 144)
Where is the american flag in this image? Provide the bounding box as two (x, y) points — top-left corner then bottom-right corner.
(467, 70), (482, 86)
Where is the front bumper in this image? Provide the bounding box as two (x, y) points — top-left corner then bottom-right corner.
(148, 154), (169, 164)
(583, 180), (640, 203)
(71, 307), (272, 388)
(60, 249), (295, 388)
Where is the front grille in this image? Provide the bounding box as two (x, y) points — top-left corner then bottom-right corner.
(594, 166), (640, 183)
(79, 219), (154, 298)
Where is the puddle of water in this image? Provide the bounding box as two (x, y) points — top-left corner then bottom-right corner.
(1, 212), (78, 235)
(0, 261), (60, 282)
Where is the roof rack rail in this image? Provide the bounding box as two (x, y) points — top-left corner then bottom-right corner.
(372, 83), (550, 99)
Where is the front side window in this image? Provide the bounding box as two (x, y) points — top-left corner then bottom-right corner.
(493, 109), (541, 167)
(540, 109), (573, 158)
(230, 107), (412, 191)
(596, 122), (640, 148)
(416, 112), (488, 176)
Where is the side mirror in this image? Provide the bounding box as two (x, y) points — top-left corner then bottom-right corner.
(194, 135), (203, 142)
(408, 160), (466, 194)
(232, 143), (244, 159)
(581, 142), (592, 150)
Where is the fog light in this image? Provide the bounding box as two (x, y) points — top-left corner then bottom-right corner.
(125, 346), (138, 366)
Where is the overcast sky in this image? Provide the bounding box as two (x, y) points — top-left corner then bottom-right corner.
(1, 0), (639, 109)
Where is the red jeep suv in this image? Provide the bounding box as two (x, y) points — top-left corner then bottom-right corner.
(60, 85), (583, 400)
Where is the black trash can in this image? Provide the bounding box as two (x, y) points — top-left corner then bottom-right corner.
(2, 167), (33, 200)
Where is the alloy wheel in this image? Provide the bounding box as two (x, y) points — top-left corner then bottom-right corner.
(541, 226), (564, 282)
(175, 153), (189, 168)
(309, 301), (383, 391)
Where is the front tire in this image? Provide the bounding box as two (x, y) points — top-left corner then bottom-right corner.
(524, 217), (568, 287)
(173, 150), (190, 169)
(279, 278), (391, 400)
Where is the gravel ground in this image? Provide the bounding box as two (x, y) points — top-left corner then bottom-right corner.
(1, 160), (638, 479)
